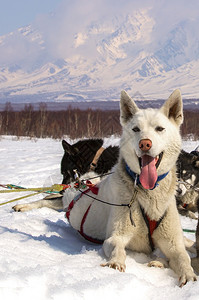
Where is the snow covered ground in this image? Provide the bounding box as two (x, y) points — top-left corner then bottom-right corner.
(0, 135), (199, 300)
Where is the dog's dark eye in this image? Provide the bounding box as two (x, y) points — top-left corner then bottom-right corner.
(132, 126), (140, 132)
(155, 126), (165, 132)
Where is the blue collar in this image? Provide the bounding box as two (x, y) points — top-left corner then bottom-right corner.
(125, 163), (169, 190)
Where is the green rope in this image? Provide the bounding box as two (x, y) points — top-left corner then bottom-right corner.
(0, 184), (65, 194)
(183, 228), (196, 233)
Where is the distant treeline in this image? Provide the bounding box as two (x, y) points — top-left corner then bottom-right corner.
(0, 102), (198, 140)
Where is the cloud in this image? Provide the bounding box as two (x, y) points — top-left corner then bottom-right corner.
(1, 0), (199, 69)
(34, 0), (199, 60)
(33, 0), (155, 59)
(150, 0), (199, 42)
(0, 30), (44, 70)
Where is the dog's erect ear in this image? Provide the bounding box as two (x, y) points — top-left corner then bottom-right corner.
(160, 89), (183, 126)
(120, 90), (139, 125)
(62, 140), (73, 154)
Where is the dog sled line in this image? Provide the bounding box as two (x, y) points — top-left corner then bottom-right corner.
(1, 143), (199, 210)
(0, 168), (198, 209)
(0, 168), (198, 245)
(0, 171), (197, 238)
(0, 136), (199, 207)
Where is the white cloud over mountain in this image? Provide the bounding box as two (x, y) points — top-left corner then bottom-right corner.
(1, 0), (199, 102)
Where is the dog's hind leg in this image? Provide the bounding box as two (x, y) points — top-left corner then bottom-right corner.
(13, 194), (63, 212)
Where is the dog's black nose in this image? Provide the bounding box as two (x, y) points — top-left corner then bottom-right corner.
(139, 139), (152, 152)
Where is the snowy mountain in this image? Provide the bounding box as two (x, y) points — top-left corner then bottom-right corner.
(1, 10), (199, 103)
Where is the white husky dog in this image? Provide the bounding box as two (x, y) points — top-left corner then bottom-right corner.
(64, 89), (196, 286)
(13, 89), (197, 286)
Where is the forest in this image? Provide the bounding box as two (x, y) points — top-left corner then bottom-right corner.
(0, 102), (198, 140)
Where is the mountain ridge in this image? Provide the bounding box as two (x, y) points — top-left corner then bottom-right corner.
(1, 10), (199, 102)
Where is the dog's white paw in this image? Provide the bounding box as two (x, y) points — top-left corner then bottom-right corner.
(179, 270), (197, 287)
(148, 261), (165, 269)
(101, 261), (126, 272)
(12, 204), (31, 212)
(148, 258), (168, 269)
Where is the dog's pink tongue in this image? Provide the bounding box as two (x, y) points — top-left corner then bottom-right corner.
(139, 155), (158, 189)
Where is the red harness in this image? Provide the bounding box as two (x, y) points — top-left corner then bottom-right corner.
(66, 183), (103, 244)
(66, 184), (165, 249)
(139, 205), (165, 251)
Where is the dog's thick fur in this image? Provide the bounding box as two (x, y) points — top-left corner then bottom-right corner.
(13, 90), (197, 286)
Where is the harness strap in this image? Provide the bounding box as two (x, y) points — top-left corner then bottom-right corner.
(66, 183), (92, 220)
(140, 205), (166, 251)
(66, 181), (103, 244)
(66, 179), (167, 247)
(90, 147), (105, 170)
(78, 204), (103, 244)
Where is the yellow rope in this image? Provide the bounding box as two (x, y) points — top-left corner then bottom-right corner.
(0, 184), (65, 194)
(0, 184), (66, 207)
(0, 192), (43, 206)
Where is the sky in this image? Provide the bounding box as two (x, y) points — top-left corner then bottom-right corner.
(0, 0), (63, 35)
(1, 0), (199, 36)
